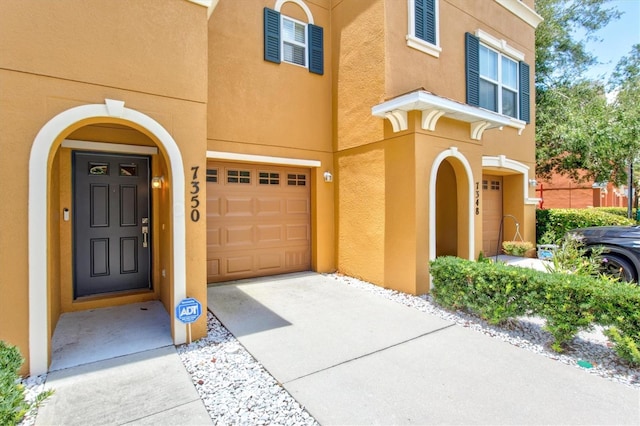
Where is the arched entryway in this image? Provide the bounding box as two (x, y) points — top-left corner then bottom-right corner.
(28, 99), (187, 376)
(429, 147), (474, 267)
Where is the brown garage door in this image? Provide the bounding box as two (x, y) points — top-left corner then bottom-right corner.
(482, 175), (503, 256)
(206, 161), (311, 283)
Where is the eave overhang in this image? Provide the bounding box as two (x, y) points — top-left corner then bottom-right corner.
(187, 0), (219, 18)
(371, 90), (526, 141)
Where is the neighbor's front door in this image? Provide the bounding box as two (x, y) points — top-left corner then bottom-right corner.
(73, 152), (151, 297)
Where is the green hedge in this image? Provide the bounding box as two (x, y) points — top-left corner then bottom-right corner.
(593, 207), (633, 218)
(0, 342), (29, 426)
(430, 256), (640, 364)
(536, 208), (635, 243)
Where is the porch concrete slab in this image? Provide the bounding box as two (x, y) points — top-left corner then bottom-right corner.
(49, 300), (173, 371)
(207, 272), (640, 425)
(36, 346), (212, 426)
(207, 272), (453, 383)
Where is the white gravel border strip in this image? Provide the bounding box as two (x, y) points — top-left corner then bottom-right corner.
(177, 312), (318, 426)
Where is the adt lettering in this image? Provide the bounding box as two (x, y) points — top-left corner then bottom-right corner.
(180, 306), (198, 316)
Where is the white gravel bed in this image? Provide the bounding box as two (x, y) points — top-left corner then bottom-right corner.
(327, 272), (640, 389)
(177, 312), (318, 426)
(17, 374), (48, 426)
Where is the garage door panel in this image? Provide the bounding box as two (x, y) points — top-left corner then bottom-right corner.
(207, 259), (220, 278)
(226, 256), (254, 274)
(287, 199), (309, 214)
(256, 198), (284, 216)
(226, 226), (254, 246)
(286, 224), (309, 241)
(207, 228), (221, 247)
(257, 224), (283, 243)
(286, 249), (309, 267)
(207, 196), (221, 217)
(207, 161), (311, 283)
(257, 253), (283, 270)
(225, 197), (254, 216)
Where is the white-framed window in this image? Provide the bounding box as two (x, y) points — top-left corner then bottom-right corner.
(479, 44), (519, 118)
(264, 4), (324, 75)
(282, 15), (307, 67)
(406, 0), (441, 57)
(466, 30), (530, 123)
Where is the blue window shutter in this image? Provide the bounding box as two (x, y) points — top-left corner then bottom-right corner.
(415, 0), (425, 40)
(415, 0), (436, 45)
(425, 0), (436, 44)
(308, 23), (324, 75)
(519, 61), (530, 123)
(465, 32), (480, 107)
(264, 8), (281, 64)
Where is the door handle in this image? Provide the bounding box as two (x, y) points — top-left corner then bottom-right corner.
(142, 225), (149, 248)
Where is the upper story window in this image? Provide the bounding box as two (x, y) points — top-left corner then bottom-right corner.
(479, 45), (519, 118)
(264, 1), (324, 75)
(466, 31), (530, 123)
(282, 16), (307, 66)
(407, 0), (441, 57)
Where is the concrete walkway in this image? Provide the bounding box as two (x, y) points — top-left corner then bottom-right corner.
(208, 272), (640, 425)
(35, 346), (212, 425)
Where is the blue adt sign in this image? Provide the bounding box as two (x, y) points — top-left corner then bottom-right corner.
(176, 298), (202, 324)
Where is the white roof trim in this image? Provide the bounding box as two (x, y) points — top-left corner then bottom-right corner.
(187, 0), (219, 18)
(372, 90), (526, 140)
(207, 151), (321, 168)
(494, 0), (543, 29)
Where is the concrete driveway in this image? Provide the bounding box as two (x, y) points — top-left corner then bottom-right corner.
(207, 272), (639, 425)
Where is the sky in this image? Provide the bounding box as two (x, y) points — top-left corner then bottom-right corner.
(580, 0), (640, 83)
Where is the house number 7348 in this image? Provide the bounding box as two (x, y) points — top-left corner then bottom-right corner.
(190, 166), (201, 222)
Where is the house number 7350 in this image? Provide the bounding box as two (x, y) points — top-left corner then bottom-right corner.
(190, 166), (201, 222)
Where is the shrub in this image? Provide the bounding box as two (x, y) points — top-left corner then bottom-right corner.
(430, 256), (541, 325)
(0, 341), (29, 425)
(0, 342), (53, 426)
(429, 256), (640, 365)
(536, 208), (634, 243)
(593, 207), (633, 219)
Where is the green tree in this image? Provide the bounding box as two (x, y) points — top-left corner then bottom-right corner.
(534, 0), (627, 184)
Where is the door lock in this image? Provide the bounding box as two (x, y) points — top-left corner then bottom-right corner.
(142, 217), (149, 248)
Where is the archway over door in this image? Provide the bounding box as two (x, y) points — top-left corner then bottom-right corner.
(28, 99), (187, 376)
(429, 147), (474, 266)
(435, 159), (458, 256)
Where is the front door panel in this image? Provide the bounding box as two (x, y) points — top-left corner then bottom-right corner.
(73, 152), (151, 297)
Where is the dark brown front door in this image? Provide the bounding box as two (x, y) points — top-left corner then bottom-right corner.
(73, 152), (151, 297)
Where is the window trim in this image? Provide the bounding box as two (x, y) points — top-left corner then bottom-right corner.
(406, 0), (441, 57)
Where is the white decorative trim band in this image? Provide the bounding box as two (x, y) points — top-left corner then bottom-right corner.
(372, 90), (526, 140)
(494, 0), (543, 29)
(482, 155), (537, 203)
(62, 139), (159, 155)
(206, 151), (321, 168)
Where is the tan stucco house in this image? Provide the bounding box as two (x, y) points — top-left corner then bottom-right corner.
(0, 0), (542, 376)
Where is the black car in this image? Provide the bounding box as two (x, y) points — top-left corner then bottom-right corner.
(569, 226), (640, 283)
